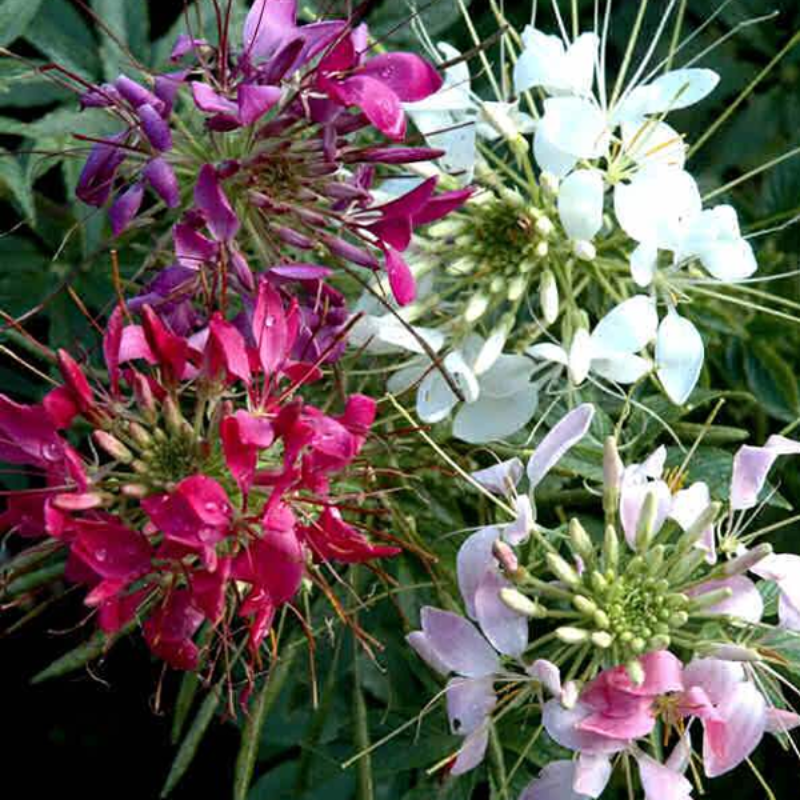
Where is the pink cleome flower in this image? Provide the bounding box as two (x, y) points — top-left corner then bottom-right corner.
(0, 285), (399, 670)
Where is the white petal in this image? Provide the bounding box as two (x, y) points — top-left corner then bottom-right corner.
(591, 352), (652, 384)
(475, 569), (529, 657)
(645, 68), (720, 113)
(655, 312), (704, 404)
(591, 295), (658, 355)
(539, 97), (609, 160)
(533, 126), (580, 178)
(558, 169), (605, 241)
(452, 387), (539, 444)
(630, 241), (658, 287)
(564, 33), (600, 96)
(443, 350), (480, 403)
(527, 342), (569, 366)
(470, 459), (524, 495)
(519, 761), (594, 800)
(513, 28), (567, 94)
(479, 354), (536, 397)
(526, 404), (595, 488)
(621, 120), (686, 169)
(568, 328), (592, 384)
(416, 369), (458, 423)
(614, 166), (701, 248)
(575, 752), (614, 798)
(387, 360), (428, 395)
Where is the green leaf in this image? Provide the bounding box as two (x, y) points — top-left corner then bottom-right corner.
(161, 685), (222, 797)
(744, 339), (800, 423)
(0, 0), (46, 47)
(24, 0), (101, 80)
(89, 0), (151, 81)
(0, 60), (70, 108)
(31, 629), (115, 684)
(0, 149), (35, 221)
(234, 648), (299, 800)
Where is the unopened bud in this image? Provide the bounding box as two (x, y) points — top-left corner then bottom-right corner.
(603, 437), (623, 518)
(535, 216), (555, 237)
(723, 543), (773, 576)
(590, 570), (609, 594)
(132, 373), (157, 422)
(569, 519), (594, 562)
(594, 609), (610, 629)
(93, 430), (133, 463)
(464, 292), (490, 323)
(603, 525), (619, 572)
(668, 610), (689, 628)
(635, 491), (660, 552)
(535, 241), (549, 258)
(52, 492), (106, 511)
(561, 680), (579, 708)
(556, 626), (590, 644)
(591, 631), (614, 649)
(626, 660), (645, 686)
(573, 595), (598, 616)
(538, 269), (559, 325)
(493, 539), (519, 575)
(648, 634), (671, 651)
(540, 172), (559, 195)
(574, 240), (596, 261)
(128, 422), (153, 448)
(682, 502), (721, 548)
(707, 644), (762, 662)
(121, 483), (150, 499)
(645, 544), (665, 573)
(547, 552), (580, 587)
(507, 275), (527, 302)
(689, 587), (733, 611)
(668, 549), (706, 583)
(500, 587), (547, 618)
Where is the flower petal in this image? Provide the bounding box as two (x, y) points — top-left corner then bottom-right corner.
(475, 569), (528, 657)
(457, 526), (499, 618)
(527, 404), (595, 488)
(730, 435), (800, 510)
(591, 295), (658, 355)
(656, 311), (704, 405)
(558, 169), (605, 241)
(636, 754), (693, 800)
(446, 676), (497, 735)
(420, 606), (500, 677)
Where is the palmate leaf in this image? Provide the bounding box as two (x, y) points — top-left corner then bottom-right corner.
(0, 0), (46, 47)
(89, 0), (151, 81)
(0, 149), (35, 222)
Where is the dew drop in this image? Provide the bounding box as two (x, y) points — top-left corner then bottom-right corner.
(95, 549), (108, 563)
(42, 443), (62, 462)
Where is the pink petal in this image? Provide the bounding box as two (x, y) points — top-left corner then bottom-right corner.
(620, 478), (672, 549)
(542, 699), (629, 755)
(636, 754), (693, 800)
(730, 435), (800, 510)
(420, 606), (500, 678)
(446, 675), (497, 735)
(526, 404), (595, 488)
(384, 245), (416, 306)
(520, 761), (591, 800)
(190, 81), (238, 115)
(474, 569), (528, 657)
(752, 552), (800, 611)
(527, 659), (563, 697)
(766, 708), (800, 735)
(689, 576), (763, 623)
(237, 84), (282, 126)
(703, 681), (767, 777)
(174, 222), (218, 267)
(683, 658), (745, 706)
(360, 53), (443, 102)
(325, 75), (406, 140)
(505, 495), (534, 545)
(243, 0), (297, 58)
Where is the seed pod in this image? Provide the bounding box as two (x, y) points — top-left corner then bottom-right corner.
(604, 525), (619, 572)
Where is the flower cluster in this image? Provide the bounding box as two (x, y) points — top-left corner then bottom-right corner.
(407, 403), (800, 795)
(75, 0), (470, 315)
(0, 283), (398, 670)
(354, 1), (763, 445)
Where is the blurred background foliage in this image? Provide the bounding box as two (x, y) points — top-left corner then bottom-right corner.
(1, 1), (800, 799)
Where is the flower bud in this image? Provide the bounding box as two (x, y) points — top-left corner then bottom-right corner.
(128, 422), (153, 448)
(163, 394), (185, 434)
(500, 587), (547, 618)
(573, 240), (596, 261)
(682, 502), (721, 548)
(591, 631), (614, 649)
(573, 595), (597, 616)
(603, 525), (619, 572)
(535, 241), (549, 258)
(492, 537), (519, 570)
(722, 543), (772, 576)
(556, 626), (590, 644)
(507, 275), (527, 302)
(535, 216), (555, 237)
(561, 680), (579, 708)
(540, 172), (559, 195)
(547, 552), (580, 587)
(635, 491), (659, 552)
(569, 519), (594, 562)
(707, 644), (762, 662)
(93, 431), (133, 463)
(539, 270), (559, 325)
(121, 483), (150, 499)
(688, 587), (734, 611)
(464, 292), (489, 322)
(626, 660), (645, 686)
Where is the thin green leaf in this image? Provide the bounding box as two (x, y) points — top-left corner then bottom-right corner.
(0, 149), (35, 222)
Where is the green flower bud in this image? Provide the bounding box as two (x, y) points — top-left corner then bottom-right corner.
(556, 626), (590, 644)
(547, 552), (581, 587)
(500, 588), (547, 618)
(569, 518), (594, 562)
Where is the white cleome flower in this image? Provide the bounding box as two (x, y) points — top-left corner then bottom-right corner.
(388, 334), (539, 444)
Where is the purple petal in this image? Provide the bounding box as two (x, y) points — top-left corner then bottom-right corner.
(360, 53), (443, 102)
(194, 164), (239, 241)
(406, 630), (451, 675)
(527, 659), (562, 697)
(115, 75), (163, 112)
(109, 182), (144, 236)
(474, 569), (528, 657)
(267, 264), (332, 280)
(144, 157), (180, 208)
(731, 435), (800, 510)
(526, 404), (595, 488)
(450, 725), (489, 776)
(457, 527), (499, 618)
(155, 70), (189, 114)
(420, 607), (500, 678)
(76, 135), (127, 207)
(243, 0), (297, 59)
(520, 761), (592, 800)
(138, 103), (173, 151)
(446, 676), (496, 735)
(636, 754), (693, 800)
(190, 82), (238, 116)
(471, 458), (524, 495)
(237, 84), (282, 126)
(505, 495), (533, 545)
(174, 222), (217, 268)
(575, 752), (614, 797)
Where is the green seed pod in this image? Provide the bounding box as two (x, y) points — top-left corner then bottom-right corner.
(604, 525), (619, 572)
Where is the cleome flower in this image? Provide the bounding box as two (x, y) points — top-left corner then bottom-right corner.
(0, 284), (398, 671)
(73, 0), (470, 306)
